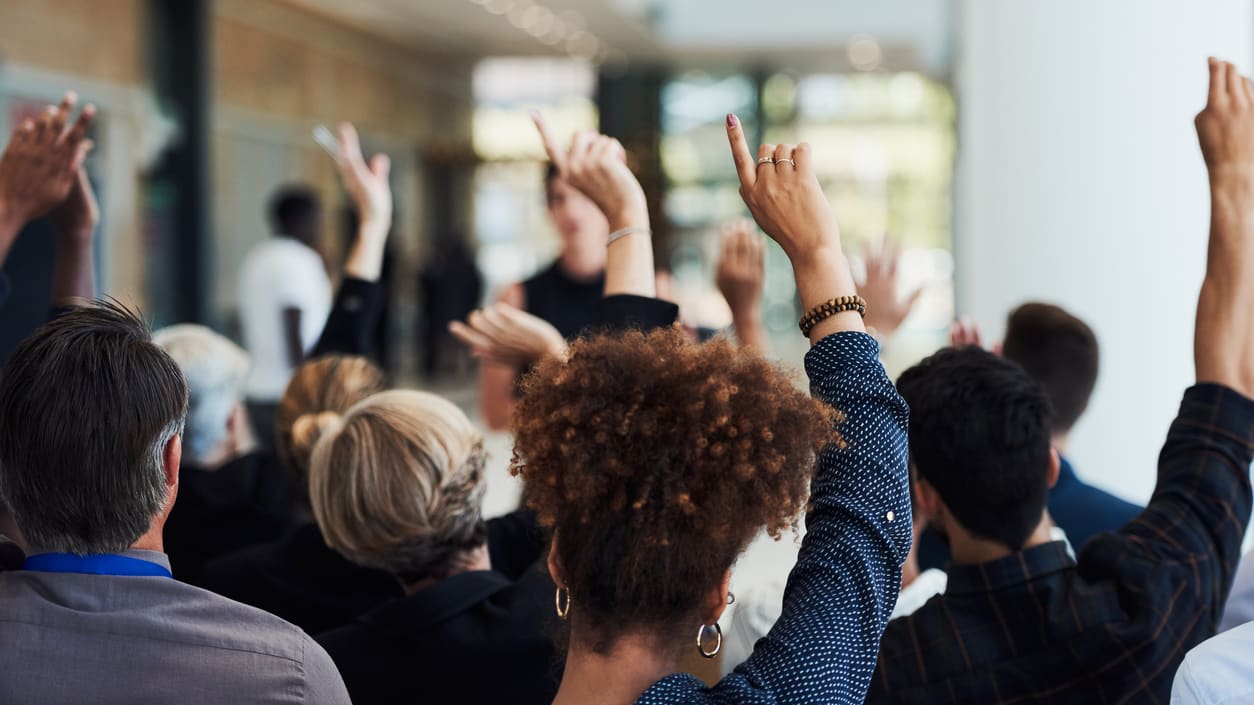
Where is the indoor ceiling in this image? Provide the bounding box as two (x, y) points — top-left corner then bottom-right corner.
(279, 0), (954, 75)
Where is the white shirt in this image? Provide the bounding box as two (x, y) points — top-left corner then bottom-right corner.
(1219, 550), (1254, 634)
(1172, 621), (1254, 705)
(237, 237), (331, 400)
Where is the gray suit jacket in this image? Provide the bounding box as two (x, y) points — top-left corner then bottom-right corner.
(0, 550), (350, 704)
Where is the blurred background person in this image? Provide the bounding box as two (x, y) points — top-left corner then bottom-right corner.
(155, 324), (297, 586)
(478, 163), (607, 430)
(238, 185), (332, 448)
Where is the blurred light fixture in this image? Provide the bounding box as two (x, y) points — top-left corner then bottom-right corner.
(466, 0), (618, 67)
(507, 0), (533, 28)
(847, 35), (883, 72)
(523, 6), (554, 36)
(483, 0), (513, 15)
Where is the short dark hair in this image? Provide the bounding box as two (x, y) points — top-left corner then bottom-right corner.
(897, 346), (1053, 550)
(268, 185), (321, 234)
(0, 301), (187, 554)
(1001, 303), (1099, 433)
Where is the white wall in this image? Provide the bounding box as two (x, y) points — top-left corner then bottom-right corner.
(955, 0), (1253, 503)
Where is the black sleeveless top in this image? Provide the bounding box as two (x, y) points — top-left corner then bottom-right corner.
(521, 260), (606, 339)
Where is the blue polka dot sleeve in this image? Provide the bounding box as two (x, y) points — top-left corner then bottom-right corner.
(636, 332), (913, 704)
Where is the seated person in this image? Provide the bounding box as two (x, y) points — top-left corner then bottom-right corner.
(311, 391), (559, 705)
(0, 302), (349, 704)
(155, 324), (296, 585)
(867, 58), (1254, 704)
(198, 355), (403, 633)
(917, 302), (1143, 568)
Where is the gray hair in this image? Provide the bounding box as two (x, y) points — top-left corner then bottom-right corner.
(153, 324), (250, 465)
(0, 301), (188, 555)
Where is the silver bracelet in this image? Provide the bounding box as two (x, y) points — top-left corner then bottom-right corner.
(607, 226), (651, 247)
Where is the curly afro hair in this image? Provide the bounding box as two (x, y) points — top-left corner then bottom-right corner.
(511, 327), (840, 647)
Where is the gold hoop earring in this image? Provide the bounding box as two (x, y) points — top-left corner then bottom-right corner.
(554, 586), (571, 619)
(697, 623), (722, 659)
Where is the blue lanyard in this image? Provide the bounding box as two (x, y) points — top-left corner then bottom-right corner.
(23, 553), (172, 578)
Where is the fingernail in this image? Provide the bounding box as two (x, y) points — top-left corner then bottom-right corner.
(727, 113), (738, 128)
(529, 109), (541, 119)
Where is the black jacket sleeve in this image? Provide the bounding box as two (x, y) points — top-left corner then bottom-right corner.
(310, 277), (384, 360)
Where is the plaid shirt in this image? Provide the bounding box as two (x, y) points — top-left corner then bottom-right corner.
(869, 383), (1254, 705)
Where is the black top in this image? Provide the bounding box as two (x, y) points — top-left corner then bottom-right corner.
(316, 510), (560, 705)
(198, 522), (403, 635)
(164, 450), (296, 586)
(521, 261), (605, 339)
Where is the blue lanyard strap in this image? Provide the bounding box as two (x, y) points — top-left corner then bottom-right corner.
(23, 553), (172, 578)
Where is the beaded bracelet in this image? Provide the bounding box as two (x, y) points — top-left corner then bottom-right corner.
(799, 295), (867, 336)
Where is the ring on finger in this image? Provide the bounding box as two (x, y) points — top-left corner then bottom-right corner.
(776, 158), (797, 168)
(756, 157), (775, 165)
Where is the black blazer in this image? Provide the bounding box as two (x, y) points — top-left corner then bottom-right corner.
(316, 510), (561, 705)
(199, 521), (403, 635)
(164, 450), (297, 586)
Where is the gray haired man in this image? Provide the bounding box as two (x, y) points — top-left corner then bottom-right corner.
(0, 302), (349, 705)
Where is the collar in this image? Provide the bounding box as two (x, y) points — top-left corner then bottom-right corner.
(23, 549), (173, 578)
(1056, 454), (1078, 485)
(944, 541), (1074, 596)
(360, 570), (514, 636)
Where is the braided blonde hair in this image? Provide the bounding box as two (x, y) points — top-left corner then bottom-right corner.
(308, 390), (487, 580)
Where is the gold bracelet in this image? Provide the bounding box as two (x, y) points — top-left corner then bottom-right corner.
(799, 295), (867, 337)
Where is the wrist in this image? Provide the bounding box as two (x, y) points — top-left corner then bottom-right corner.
(606, 203), (649, 232)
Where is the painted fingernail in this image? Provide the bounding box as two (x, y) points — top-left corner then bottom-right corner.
(727, 113), (738, 128)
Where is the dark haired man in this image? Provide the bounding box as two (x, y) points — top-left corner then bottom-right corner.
(238, 184), (332, 446)
(0, 302), (350, 704)
(916, 302), (1144, 568)
(867, 58), (1254, 704)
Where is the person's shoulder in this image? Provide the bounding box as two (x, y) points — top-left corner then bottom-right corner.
(1176, 621), (1254, 704)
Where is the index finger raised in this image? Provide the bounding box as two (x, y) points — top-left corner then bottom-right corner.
(530, 110), (567, 173)
(725, 113), (756, 190)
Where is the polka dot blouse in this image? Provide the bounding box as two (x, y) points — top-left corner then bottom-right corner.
(636, 332), (913, 704)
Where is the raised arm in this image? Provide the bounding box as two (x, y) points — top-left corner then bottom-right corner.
(716, 114), (911, 703)
(1195, 58), (1254, 398)
(48, 168), (99, 306)
(531, 112), (654, 299)
(856, 235), (922, 343)
(725, 115), (863, 342)
(310, 123), (392, 359)
(715, 218), (769, 352)
(0, 91), (94, 269)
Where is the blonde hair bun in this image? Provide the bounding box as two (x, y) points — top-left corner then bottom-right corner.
(291, 411), (344, 456)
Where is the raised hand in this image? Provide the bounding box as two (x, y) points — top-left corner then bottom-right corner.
(532, 111), (653, 297)
(949, 316), (987, 350)
(531, 111), (647, 228)
(334, 123), (392, 237)
(725, 113), (862, 341)
(49, 168), (99, 243)
(330, 123), (392, 281)
(449, 302), (569, 368)
(856, 235), (922, 340)
(0, 92), (95, 254)
(716, 218), (766, 316)
(1194, 58), (1254, 398)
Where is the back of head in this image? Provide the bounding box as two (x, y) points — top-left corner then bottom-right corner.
(511, 327), (836, 648)
(897, 346), (1053, 550)
(1001, 302), (1099, 434)
(275, 355), (386, 490)
(0, 302), (188, 554)
(153, 324), (249, 465)
(268, 185), (321, 240)
(309, 390), (486, 581)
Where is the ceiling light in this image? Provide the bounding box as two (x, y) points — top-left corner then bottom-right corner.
(483, 0), (513, 16)
(524, 6), (555, 36)
(507, 0), (533, 28)
(847, 34), (882, 72)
